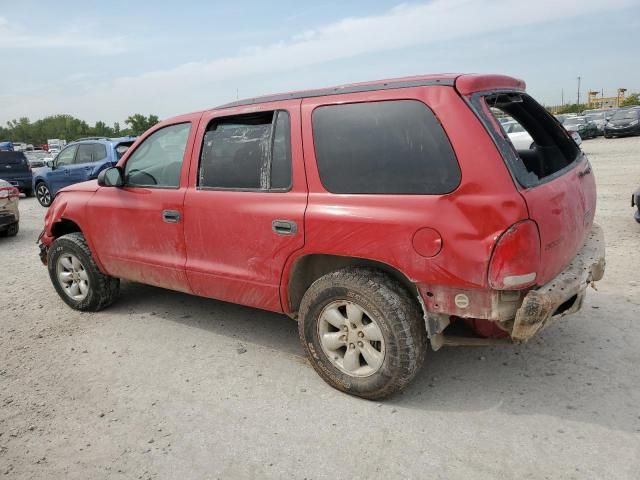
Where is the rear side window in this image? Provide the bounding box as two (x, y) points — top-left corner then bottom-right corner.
(199, 110), (292, 190)
(480, 93), (580, 186)
(312, 100), (460, 194)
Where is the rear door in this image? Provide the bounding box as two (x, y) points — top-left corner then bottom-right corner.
(70, 143), (96, 183)
(183, 100), (306, 312)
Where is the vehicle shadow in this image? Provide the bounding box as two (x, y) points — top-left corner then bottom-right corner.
(111, 281), (640, 434)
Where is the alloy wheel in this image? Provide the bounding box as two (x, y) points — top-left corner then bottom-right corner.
(317, 300), (386, 377)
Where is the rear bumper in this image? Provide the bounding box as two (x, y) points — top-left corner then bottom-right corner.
(510, 223), (605, 342)
(0, 212), (18, 230)
(4, 176), (33, 191)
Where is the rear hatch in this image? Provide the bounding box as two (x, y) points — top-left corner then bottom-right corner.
(468, 91), (596, 285)
(0, 151), (31, 179)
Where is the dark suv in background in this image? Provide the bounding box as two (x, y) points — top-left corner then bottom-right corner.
(0, 151), (33, 196)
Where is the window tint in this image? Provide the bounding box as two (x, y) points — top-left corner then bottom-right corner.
(199, 110), (292, 190)
(56, 145), (77, 167)
(271, 111), (292, 189)
(91, 143), (108, 161)
(124, 123), (190, 187)
(312, 100), (460, 194)
(75, 144), (94, 164)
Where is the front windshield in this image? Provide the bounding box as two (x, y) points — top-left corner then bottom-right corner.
(564, 118), (585, 126)
(611, 109), (639, 121)
(586, 113), (605, 121)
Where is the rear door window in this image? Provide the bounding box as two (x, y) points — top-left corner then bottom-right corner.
(91, 143), (108, 161)
(312, 100), (460, 194)
(198, 110), (292, 190)
(75, 144), (94, 164)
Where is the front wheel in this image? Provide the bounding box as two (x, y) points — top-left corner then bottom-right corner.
(298, 268), (427, 399)
(48, 232), (120, 311)
(35, 182), (52, 207)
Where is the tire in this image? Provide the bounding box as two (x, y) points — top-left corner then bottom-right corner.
(48, 232), (120, 311)
(35, 182), (52, 207)
(298, 267), (427, 399)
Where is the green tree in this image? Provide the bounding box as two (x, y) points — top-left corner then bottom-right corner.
(124, 114), (160, 135)
(621, 93), (640, 107)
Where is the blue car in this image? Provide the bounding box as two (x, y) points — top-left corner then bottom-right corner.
(32, 137), (135, 207)
(0, 150), (33, 196)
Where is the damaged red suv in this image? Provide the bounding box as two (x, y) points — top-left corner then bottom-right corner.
(38, 74), (605, 399)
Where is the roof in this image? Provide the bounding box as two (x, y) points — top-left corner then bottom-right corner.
(212, 73), (526, 111)
(71, 136), (136, 145)
(214, 74), (460, 110)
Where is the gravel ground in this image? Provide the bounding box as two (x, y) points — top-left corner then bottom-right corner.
(1, 136), (639, 479)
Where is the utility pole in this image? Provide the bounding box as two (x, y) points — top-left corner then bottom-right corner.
(561, 88), (564, 106)
(577, 76), (581, 105)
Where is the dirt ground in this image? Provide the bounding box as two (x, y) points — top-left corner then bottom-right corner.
(1, 137), (639, 479)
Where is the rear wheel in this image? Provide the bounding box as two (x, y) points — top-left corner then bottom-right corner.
(48, 232), (120, 311)
(298, 267), (426, 399)
(36, 182), (52, 207)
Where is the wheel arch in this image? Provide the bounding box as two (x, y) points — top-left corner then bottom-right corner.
(283, 253), (421, 317)
(50, 218), (83, 239)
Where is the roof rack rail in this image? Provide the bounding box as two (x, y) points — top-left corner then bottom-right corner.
(73, 136), (110, 142)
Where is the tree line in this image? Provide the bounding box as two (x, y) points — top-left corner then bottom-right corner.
(0, 114), (160, 145)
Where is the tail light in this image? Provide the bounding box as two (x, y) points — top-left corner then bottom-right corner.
(0, 186), (20, 200)
(488, 220), (540, 290)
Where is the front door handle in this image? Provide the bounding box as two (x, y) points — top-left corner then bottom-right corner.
(578, 165), (592, 178)
(272, 219), (297, 235)
(162, 210), (181, 224)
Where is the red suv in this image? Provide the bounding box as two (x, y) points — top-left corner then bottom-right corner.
(38, 74), (605, 399)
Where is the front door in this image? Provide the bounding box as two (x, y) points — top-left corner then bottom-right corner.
(48, 144), (77, 194)
(86, 121), (198, 293)
(183, 101), (307, 312)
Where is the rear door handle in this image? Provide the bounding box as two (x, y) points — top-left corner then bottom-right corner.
(272, 219), (297, 235)
(162, 210), (181, 224)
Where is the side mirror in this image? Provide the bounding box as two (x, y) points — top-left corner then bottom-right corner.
(46, 159), (55, 169)
(97, 167), (124, 187)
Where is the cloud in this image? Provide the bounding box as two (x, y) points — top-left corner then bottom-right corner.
(0, 15), (128, 55)
(0, 0), (636, 123)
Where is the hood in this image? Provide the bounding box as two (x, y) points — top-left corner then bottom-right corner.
(58, 179), (99, 194)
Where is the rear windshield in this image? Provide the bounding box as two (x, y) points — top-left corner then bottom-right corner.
(476, 93), (580, 187)
(0, 151), (27, 165)
(611, 109), (640, 120)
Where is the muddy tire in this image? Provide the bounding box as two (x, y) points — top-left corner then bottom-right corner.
(298, 267), (426, 399)
(48, 232), (119, 311)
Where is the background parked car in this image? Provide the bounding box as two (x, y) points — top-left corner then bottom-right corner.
(502, 120), (534, 149)
(0, 179), (20, 237)
(0, 150), (33, 196)
(32, 137), (136, 207)
(585, 112), (607, 135)
(604, 107), (640, 138)
(563, 116), (599, 139)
